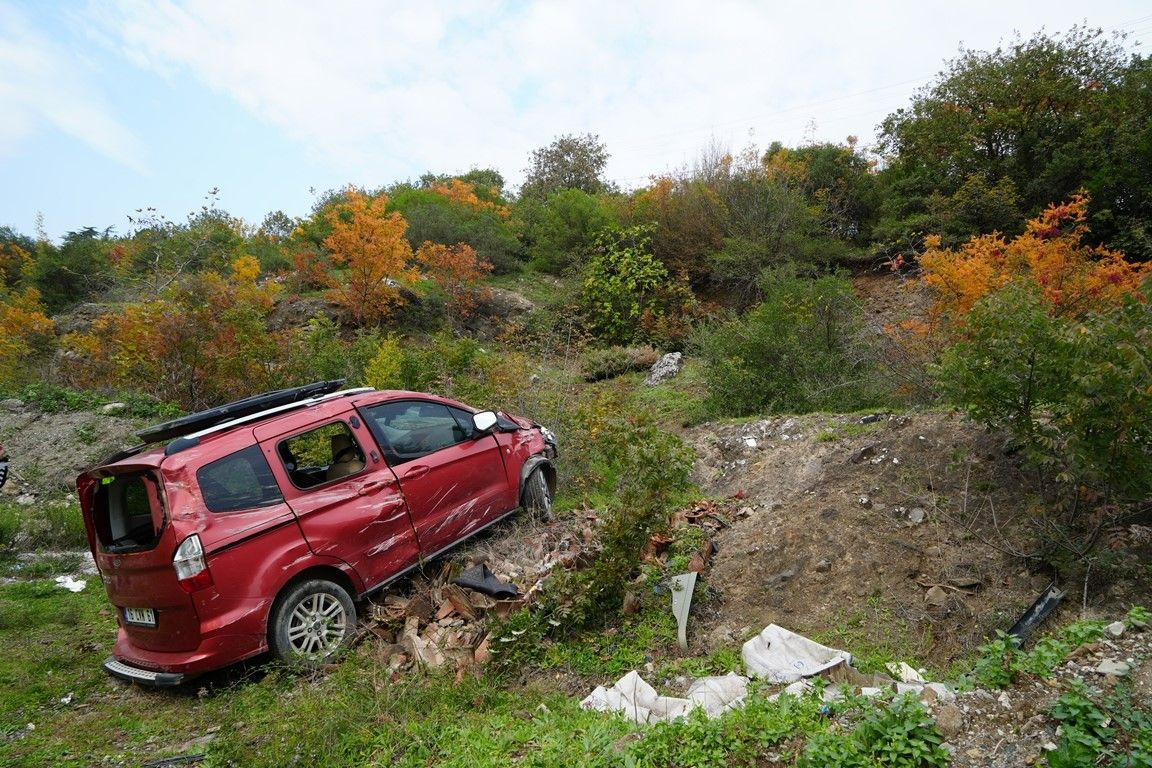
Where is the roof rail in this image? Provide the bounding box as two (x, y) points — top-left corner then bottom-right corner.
(163, 387), (374, 456)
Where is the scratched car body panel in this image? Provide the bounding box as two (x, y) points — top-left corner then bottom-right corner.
(77, 385), (557, 685)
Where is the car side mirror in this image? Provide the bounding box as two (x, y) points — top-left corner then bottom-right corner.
(473, 411), (498, 434)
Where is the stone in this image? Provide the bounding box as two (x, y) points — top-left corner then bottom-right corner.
(925, 586), (948, 606)
(849, 444), (878, 464)
(906, 508), (926, 524)
(1, 398), (24, 412)
(814, 559), (832, 573)
(934, 703), (965, 738)
(1105, 621), (1125, 638)
(644, 352), (683, 386)
(100, 402), (128, 415)
(1095, 659), (1131, 676)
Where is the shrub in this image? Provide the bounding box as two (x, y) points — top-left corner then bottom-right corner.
(694, 269), (892, 416)
(935, 281), (1152, 508)
(581, 225), (699, 347)
(579, 345), (660, 382)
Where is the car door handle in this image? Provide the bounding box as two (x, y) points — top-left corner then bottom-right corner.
(356, 479), (390, 496)
(401, 465), (429, 480)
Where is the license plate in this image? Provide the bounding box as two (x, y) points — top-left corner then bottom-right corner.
(123, 607), (156, 627)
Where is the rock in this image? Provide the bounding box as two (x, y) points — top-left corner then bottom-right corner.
(1105, 621), (1125, 638)
(644, 352), (683, 386)
(814, 559), (832, 573)
(1095, 659), (1131, 676)
(849, 444), (878, 464)
(100, 402), (128, 415)
(998, 691), (1012, 709)
(925, 586), (948, 606)
(906, 508), (926, 524)
(16, 494), (36, 506)
(1, 398), (24, 412)
(934, 703), (965, 738)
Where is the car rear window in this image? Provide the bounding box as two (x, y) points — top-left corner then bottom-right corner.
(197, 445), (284, 513)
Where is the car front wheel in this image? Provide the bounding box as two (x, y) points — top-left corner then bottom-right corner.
(523, 467), (553, 518)
(269, 579), (356, 668)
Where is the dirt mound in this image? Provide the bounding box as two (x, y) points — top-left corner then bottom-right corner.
(0, 401), (141, 496)
(687, 411), (1051, 671)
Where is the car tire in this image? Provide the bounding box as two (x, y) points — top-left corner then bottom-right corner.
(522, 467), (553, 519)
(269, 579), (356, 669)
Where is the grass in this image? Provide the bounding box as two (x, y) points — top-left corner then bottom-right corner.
(0, 497), (88, 556)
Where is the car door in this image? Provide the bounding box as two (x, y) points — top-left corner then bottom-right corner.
(359, 399), (514, 558)
(257, 414), (420, 592)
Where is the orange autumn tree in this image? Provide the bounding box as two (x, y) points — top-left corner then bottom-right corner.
(427, 179), (510, 219)
(323, 189), (418, 326)
(920, 192), (1151, 328)
(414, 241), (492, 319)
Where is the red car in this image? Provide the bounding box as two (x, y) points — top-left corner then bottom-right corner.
(78, 381), (557, 685)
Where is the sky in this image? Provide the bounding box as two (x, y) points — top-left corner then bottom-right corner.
(1, 1), (1150, 243)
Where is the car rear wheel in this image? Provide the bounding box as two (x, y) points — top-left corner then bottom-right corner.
(523, 467), (553, 518)
(269, 579), (356, 668)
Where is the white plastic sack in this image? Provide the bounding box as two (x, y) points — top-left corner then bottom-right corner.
(741, 624), (851, 683)
(580, 670), (747, 724)
(54, 576), (86, 593)
(684, 673), (748, 717)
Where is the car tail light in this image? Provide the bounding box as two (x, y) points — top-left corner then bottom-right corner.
(173, 534), (213, 593)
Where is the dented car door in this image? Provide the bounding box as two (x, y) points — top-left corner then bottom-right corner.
(256, 409), (420, 591)
(359, 399), (515, 558)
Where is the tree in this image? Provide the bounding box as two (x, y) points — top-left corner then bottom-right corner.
(414, 241), (492, 320)
(389, 181), (521, 273)
(877, 26), (1146, 251)
(522, 188), (616, 274)
(520, 133), (613, 199)
(323, 189), (417, 326)
(580, 225), (696, 345)
(61, 256), (281, 410)
(32, 227), (115, 312)
(0, 226), (35, 291)
(920, 193), (1151, 329)
(0, 284), (54, 386)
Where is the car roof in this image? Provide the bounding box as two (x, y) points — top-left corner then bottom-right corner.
(88, 388), (481, 476)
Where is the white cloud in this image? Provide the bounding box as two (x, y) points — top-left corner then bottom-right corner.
(0, 2), (146, 172)
(80, 0), (1149, 190)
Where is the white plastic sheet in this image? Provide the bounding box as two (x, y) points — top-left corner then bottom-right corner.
(580, 670), (748, 724)
(741, 623), (851, 683)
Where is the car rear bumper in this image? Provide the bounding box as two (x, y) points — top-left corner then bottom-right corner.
(105, 625), (267, 683)
(103, 656), (186, 686)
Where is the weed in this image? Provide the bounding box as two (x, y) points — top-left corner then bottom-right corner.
(1048, 680), (1152, 767)
(970, 619), (1108, 688)
(799, 694), (948, 768)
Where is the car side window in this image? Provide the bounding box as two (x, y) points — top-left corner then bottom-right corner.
(363, 401), (472, 465)
(197, 445), (284, 513)
(277, 421), (366, 489)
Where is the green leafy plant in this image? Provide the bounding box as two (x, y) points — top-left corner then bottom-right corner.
(800, 694), (948, 768)
(694, 268), (893, 417)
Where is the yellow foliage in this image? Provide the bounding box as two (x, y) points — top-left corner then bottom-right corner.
(362, 336), (404, 390)
(0, 286), (55, 386)
(920, 193), (1151, 329)
(428, 179), (510, 219)
(323, 189), (417, 326)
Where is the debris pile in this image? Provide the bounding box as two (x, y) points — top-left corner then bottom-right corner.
(357, 513), (605, 675)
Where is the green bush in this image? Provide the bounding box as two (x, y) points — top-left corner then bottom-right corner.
(935, 280), (1152, 509)
(580, 225), (697, 346)
(694, 269), (893, 416)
